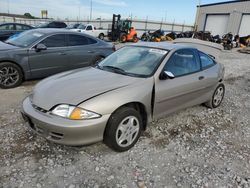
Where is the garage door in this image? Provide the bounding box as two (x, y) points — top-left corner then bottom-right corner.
(239, 14), (250, 36)
(205, 14), (229, 36)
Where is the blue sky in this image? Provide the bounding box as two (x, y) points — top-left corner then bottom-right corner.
(0, 0), (232, 24)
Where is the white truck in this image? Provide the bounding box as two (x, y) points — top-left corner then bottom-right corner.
(70, 24), (106, 40)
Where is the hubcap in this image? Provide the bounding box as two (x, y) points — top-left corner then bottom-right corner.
(0, 66), (19, 87)
(115, 116), (140, 147)
(213, 86), (224, 106)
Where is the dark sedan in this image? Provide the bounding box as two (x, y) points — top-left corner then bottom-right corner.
(0, 23), (34, 41)
(0, 29), (115, 89)
(36, 21), (67, 28)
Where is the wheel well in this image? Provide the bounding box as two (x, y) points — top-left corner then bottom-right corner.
(0, 60), (25, 80)
(114, 102), (148, 130)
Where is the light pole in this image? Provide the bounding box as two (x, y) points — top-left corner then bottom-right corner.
(7, 0), (10, 14)
(90, 0), (92, 20)
(78, 6), (80, 21)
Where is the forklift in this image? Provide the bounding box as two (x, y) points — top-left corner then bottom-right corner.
(108, 14), (138, 43)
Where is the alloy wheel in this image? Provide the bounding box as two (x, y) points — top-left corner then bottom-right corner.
(115, 116), (140, 147)
(0, 66), (19, 87)
(213, 86), (224, 106)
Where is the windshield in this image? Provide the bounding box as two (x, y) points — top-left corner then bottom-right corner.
(77, 24), (86, 29)
(36, 22), (49, 28)
(67, 24), (78, 29)
(97, 46), (168, 77)
(5, 30), (44, 47)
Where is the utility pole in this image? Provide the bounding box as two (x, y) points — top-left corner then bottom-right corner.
(90, 0), (92, 20)
(7, 0), (10, 14)
(78, 6), (80, 21)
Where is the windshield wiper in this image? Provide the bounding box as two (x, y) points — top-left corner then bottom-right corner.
(101, 65), (127, 75)
(4, 41), (16, 46)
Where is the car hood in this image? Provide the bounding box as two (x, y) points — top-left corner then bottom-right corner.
(0, 41), (19, 51)
(32, 67), (141, 110)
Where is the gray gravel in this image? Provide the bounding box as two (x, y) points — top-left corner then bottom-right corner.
(0, 49), (250, 188)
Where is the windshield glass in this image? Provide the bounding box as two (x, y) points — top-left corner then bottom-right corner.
(98, 46), (168, 77)
(77, 24), (86, 29)
(5, 30), (44, 47)
(36, 22), (48, 28)
(67, 23), (78, 29)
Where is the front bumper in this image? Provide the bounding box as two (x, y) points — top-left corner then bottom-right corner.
(21, 97), (110, 146)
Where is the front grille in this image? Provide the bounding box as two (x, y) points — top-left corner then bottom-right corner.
(32, 104), (48, 113)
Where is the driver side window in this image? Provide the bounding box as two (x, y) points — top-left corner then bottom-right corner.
(39, 34), (66, 48)
(164, 49), (200, 77)
(86, 25), (92, 30)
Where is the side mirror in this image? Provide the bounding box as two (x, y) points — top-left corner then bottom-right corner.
(35, 43), (47, 52)
(159, 71), (175, 80)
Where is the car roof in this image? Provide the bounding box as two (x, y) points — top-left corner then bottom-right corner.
(30, 28), (74, 34)
(0, 22), (31, 26)
(130, 42), (188, 51)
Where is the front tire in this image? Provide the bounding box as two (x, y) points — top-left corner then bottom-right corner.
(0, 62), (23, 89)
(120, 33), (127, 43)
(205, 83), (225, 108)
(104, 107), (143, 152)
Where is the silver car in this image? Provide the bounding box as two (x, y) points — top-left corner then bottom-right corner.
(21, 41), (225, 152)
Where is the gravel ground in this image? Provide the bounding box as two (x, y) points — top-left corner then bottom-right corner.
(0, 49), (250, 188)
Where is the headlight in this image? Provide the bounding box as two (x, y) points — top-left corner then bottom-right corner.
(51, 104), (101, 120)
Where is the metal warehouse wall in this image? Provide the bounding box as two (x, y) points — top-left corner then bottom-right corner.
(196, 0), (250, 35)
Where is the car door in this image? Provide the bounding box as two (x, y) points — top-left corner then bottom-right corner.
(28, 34), (69, 78)
(85, 25), (95, 37)
(197, 51), (219, 95)
(154, 48), (206, 118)
(66, 34), (98, 69)
(0, 23), (15, 41)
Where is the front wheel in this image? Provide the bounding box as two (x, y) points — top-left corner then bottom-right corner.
(205, 83), (225, 108)
(104, 107), (143, 152)
(120, 34), (127, 43)
(0, 62), (23, 89)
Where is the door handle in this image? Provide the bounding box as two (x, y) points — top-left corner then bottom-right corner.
(199, 76), (204, 80)
(88, 51), (94, 53)
(59, 52), (67, 55)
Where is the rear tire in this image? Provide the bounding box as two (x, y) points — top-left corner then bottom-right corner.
(0, 62), (23, 89)
(98, 33), (105, 40)
(91, 56), (105, 66)
(204, 83), (225, 108)
(104, 107), (143, 152)
(132, 35), (138, 43)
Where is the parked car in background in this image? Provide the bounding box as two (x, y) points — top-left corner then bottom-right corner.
(66, 23), (80, 29)
(0, 29), (114, 89)
(0, 23), (34, 41)
(71, 24), (106, 40)
(21, 41), (225, 152)
(36, 21), (67, 28)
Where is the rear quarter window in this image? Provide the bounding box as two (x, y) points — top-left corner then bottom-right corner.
(199, 51), (216, 69)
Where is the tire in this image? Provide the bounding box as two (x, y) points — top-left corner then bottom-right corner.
(98, 33), (105, 40)
(120, 33), (127, 43)
(204, 83), (225, 108)
(132, 35), (138, 43)
(104, 107), (143, 152)
(0, 62), (23, 89)
(91, 56), (105, 66)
